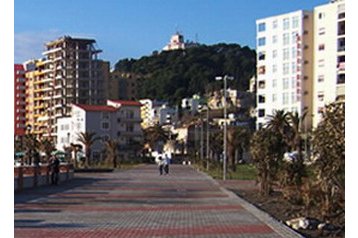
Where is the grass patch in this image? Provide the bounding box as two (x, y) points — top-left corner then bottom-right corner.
(194, 162), (257, 180)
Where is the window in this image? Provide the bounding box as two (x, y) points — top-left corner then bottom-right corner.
(258, 109), (265, 117)
(272, 64), (277, 73)
(272, 50), (277, 59)
(318, 12), (325, 19)
(292, 47), (297, 59)
(102, 112), (110, 120)
(338, 12), (345, 19)
(291, 62), (296, 74)
(258, 51), (266, 61)
(126, 124), (134, 132)
(272, 20), (278, 29)
(318, 27), (326, 35)
(102, 121), (110, 130)
(318, 44), (325, 51)
(282, 93), (289, 105)
(272, 35), (277, 44)
(258, 66), (266, 75)
(318, 92), (324, 102)
(258, 22), (266, 32)
(283, 78), (289, 90)
(338, 21), (345, 35)
(258, 37), (266, 46)
(337, 74), (345, 84)
(291, 77), (296, 88)
(283, 18), (290, 30)
(283, 48), (289, 60)
(283, 33), (289, 45)
(272, 78), (277, 88)
(318, 75), (324, 82)
(283, 63), (290, 75)
(258, 95), (266, 103)
(338, 38), (345, 52)
(318, 59), (325, 68)
(291, 92), (296, 104)
(272, 94), (277, 103)
(258, 81), (266, 89)
(292, 16), (299, 28)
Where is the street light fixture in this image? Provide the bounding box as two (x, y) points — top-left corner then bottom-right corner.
(215, 75), (234, 180)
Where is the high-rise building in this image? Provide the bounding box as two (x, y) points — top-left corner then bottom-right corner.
(255, 0), (345, 129)
(109, 71), (138, 101)
(14, 64), (27, 137)
(312, 0), (345, 127)
(256, 10), (314, 129)
(24, 36), (110, 142)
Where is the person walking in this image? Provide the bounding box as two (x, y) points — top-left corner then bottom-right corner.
(49, 156), (60, 185)
(163, 152), (171, 175)
(155, 154), (165, 175)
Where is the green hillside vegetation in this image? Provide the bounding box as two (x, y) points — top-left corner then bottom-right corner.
(114, 43), (256, 104)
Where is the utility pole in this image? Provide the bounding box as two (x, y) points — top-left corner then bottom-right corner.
(215, 75), (234, 180)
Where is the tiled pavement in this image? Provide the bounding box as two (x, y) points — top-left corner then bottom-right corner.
(14, 164), (303, 238)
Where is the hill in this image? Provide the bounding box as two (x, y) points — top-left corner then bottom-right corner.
(114, 43), (256, 104)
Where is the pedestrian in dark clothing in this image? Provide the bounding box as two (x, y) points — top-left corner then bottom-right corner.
(49, 156), (60, 185)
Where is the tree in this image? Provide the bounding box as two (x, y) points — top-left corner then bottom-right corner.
(40, 139), (55, 163)
(227, 126), (251, 172)
(103, 139), (119, 168)
(77, 132), (99, 168)
(312, 102), (344, 219)
(250, 128), (285, 196)
(23, 134), (40, 165)
(143, 125), (169, 152)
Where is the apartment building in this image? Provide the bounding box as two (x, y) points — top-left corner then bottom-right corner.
(109, 71), (138, 101)
(312, 0), (345, 127)
(139, 99), (178, 129)
(255, 0), (345, 129)
(256, 10), (314, 129)
(24, 36), (110, 142)
(14, 64), (27, 137)
(57, 100), (143, 160)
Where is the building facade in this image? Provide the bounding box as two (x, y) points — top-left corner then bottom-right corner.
(14, 64), (27, 137)
(256, 10), (314, 129)
(109, 71), (138, 101)
(139, 99), (178, 129)
(312, 0), (345, 127)
(57, 100), (143, 160)
(24, 36), (110, 142)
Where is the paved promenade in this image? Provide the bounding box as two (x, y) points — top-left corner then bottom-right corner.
(15, 164), (302, 238)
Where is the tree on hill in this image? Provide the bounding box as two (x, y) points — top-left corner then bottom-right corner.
(114, 43), (256, 104)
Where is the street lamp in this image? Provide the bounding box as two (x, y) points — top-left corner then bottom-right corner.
(215, 75), (234, 180)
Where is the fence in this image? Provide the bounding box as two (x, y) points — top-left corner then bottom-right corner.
(14, 163), (74, 191)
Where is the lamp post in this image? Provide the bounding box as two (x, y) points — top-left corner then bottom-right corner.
(215, 75), (234, 180)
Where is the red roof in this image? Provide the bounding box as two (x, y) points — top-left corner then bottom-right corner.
(74, 104), (118, 112)
(108, 100), (142, 107)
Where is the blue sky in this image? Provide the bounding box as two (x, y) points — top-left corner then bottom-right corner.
(15, 0), (328, 67)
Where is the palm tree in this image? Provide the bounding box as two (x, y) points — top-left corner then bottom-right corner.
(266, 110), (290, 147)
(77, 131), (99, 168)
(103, 139), (119, 168)
(227, 126), (251, 172)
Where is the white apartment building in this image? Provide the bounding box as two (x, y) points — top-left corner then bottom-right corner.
(57, 100), (143, 160)
(256, 10), (314, 129)
(139, 99), (178, 128)
(312, 0), (345, 127)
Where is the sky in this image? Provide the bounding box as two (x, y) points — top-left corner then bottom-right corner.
(15, 0), (328, 67)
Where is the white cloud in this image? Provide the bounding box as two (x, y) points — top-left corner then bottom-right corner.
(14, 29), (63, 63)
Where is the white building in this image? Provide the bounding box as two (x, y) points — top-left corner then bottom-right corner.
(256, 10), (314, 129)
(140, 99), (178, 128)
(181, 94), (201, 115)
(163, 32), (185, 51)
(312, 0), (345, 127)
(57, 100), (143, 160)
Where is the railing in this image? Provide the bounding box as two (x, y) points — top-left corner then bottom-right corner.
(14, 163), (74, 191)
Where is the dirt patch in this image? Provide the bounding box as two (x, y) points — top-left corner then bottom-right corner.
(218, 180), (344, 238)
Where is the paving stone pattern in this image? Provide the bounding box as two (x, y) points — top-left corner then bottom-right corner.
(15, 165), (303, 238)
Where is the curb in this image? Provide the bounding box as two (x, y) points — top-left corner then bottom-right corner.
(195, 167), (304, 238)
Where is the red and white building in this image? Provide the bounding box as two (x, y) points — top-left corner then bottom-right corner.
(56, 100), (143, 160)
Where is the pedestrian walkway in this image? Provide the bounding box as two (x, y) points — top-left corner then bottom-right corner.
(14, 164), (302, 238)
